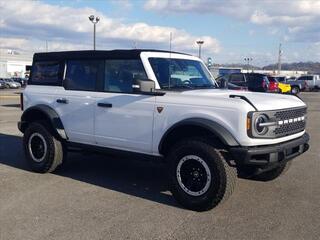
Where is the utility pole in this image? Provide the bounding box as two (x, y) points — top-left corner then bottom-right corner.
(244, 57), (253, 73)
(278, 43), (282, 75)
(89, 15), (100, 50)
(45, 40), (48, 52)
(169, 32), (172, 52)
(196, 40), (204, 59)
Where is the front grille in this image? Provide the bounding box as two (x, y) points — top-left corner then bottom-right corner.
(274, 108), (307, 120)
(273, 107), (307, 137)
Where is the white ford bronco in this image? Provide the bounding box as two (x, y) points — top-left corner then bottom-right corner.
(19, 50), (309, 211)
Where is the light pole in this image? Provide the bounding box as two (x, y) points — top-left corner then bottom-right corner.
(196, 40), (204, 58)
(89, 15), (100, 50)
(244, 57), (253, 73)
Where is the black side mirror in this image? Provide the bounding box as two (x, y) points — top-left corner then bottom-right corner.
(133, 79), (156, 93)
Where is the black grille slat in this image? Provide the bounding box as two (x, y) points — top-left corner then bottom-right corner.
(273, 107), (306, 137)
(274, 108), (306, 120)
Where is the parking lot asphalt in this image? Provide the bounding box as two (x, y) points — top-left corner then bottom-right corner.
(0, 90), (319, 240)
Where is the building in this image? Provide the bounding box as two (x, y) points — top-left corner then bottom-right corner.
(0, 49), (32, 78)
(209, 66), (308, 78)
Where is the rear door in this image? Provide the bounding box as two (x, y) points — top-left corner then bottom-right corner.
(54, 60), (104, 144)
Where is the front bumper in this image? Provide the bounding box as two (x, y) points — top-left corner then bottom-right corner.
(230, 133), (309, 167)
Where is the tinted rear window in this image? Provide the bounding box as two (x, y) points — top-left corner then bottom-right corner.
(229, 74), (245, 83)
(268, 76), (278, 83)
(298, 76), (313, 81)
(30, 61), (63, 85)
(64, 60), (104, 91)
(247, 74), (268, 87)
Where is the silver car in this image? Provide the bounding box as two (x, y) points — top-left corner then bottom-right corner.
(3, 79), (21, 88)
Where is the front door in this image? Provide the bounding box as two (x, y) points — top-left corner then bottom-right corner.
(94, 59), (155, 154)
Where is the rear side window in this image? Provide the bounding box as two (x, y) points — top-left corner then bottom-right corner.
(104, 59), (147, 93)
(229, 74), (245, 83)
(268, 76), (277, 83)
(247, 75), (268, 87)
(298, 76), (312, 81)
(30, 61), (63, 85)
(64, 60), (104, 91)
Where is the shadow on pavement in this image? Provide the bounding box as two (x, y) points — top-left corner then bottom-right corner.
(0, 133), (179, 208)
(1, 104), (21, 108)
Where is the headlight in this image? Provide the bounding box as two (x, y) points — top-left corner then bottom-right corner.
(254, 114), (269, 135)
(247, 112), (277, 138)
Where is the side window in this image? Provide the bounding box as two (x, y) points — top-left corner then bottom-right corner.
(64, 60), (103, 91)
(30, 61), (62, 85)
(298, 76), (307, 81)
(247, 75), (266, 87)
(104, 59), (147, 93)
(229, 74), (244, 83)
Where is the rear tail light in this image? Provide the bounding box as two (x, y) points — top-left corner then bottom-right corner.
(269, 82), (278, 91)
(20, 92), (24, 111)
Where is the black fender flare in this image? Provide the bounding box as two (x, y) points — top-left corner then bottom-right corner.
(158, 118), (240, 154)
(19, 104), (67, 140)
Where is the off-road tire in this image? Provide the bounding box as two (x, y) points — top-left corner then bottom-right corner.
(23, 121), (65, 173)
(251, 162), (292, 181)
(167, 138), (237, 211)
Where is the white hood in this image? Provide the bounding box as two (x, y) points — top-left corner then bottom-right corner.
(180, 89), (306, 111)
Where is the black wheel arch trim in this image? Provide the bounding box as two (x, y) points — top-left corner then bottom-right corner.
(158, 118), (240, 154)
(18, 104), (68, 140)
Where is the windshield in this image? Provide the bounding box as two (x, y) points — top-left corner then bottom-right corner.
(149, 58), (216, 90)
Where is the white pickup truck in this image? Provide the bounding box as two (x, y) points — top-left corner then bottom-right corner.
(296, 75), (320, 91)
(18, 50), (309, 211)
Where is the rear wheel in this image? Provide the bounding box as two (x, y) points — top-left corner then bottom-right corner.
(23, 121), (65, 173)
(167, 138), (236, 211)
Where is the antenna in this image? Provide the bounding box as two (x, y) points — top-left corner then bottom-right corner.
(169, 32), (172, 52)
(278, 43), (282, 75)
(133, 41), (137, 49)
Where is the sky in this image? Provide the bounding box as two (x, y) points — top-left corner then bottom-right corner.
(1, 0), (320, 66)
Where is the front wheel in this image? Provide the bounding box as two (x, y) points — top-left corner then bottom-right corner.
(291, 86), (300, 94)
(167, 138), (236, 211)
(23, 121), (65, 173)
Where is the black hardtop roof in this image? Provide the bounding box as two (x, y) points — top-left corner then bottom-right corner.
(33, 49), (190, 61)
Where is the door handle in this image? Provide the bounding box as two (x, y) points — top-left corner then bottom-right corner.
(56, 98), (68, 104)
(97, 102), (112, 108)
